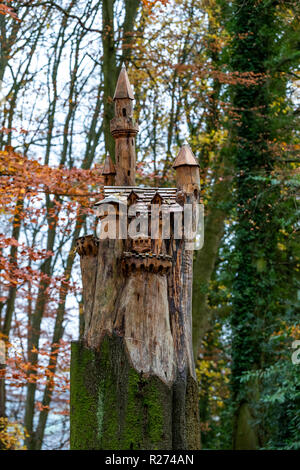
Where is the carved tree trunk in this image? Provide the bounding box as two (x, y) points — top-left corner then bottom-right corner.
(70, 234), (201, 450)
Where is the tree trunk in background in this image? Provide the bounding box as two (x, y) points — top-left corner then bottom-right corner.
(190, 3), (233, 361)
(101, 0), (140, 159)
(192, 150), (233, 358)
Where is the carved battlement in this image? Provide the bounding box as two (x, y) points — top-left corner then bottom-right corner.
(122, 252), (172, 275)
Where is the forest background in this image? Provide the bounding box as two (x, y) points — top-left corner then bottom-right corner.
(0, 0), (299, 450)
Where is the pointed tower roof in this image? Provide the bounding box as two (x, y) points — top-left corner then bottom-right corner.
(113, 65), (134, 100)
(172, 144), (199, 168)
(102, 154), (116, 175)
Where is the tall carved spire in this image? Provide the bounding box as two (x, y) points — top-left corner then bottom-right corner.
(110, 65), (139, 186)
(173, 144), (200, 193)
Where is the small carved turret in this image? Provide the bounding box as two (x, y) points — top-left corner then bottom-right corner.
(110, 65), (139, 186)
(173, 144), (200, 195)
(76, 235), (99, 257)
(102, 153), (116, 186)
